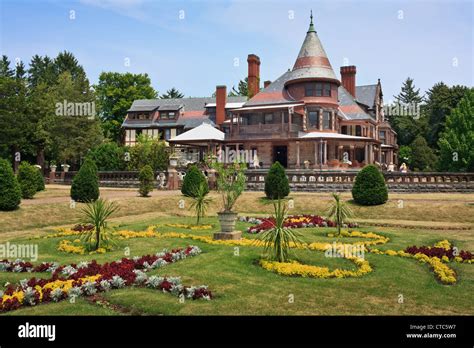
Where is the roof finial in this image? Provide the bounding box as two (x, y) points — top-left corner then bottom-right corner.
(308, 10), (316, 33)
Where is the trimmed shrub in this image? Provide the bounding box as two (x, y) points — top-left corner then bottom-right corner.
(352, 164), (388, 206)
(71, 158), (99, 202)
(0, 159), (21, 211)
(264, 161), (290, 200)
(34, 167), (45, 191)
(181, 165), (208, 198)
(87, 142), (128, 171)
(18, 162), (38, 199)
(138, 165), (154, 197)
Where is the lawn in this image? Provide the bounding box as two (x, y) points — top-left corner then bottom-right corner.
(0, 186), (473, 315)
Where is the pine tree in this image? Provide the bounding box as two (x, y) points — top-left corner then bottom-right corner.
(409, 136), (438, 171)
(70, 158), (100, 202)
(394, 77), (423, 104)
(438, 89), (474, 172)
(230, 78), (248, 97)
(161, 87), (184, 99)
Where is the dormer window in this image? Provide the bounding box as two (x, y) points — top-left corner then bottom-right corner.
(305, 82), (332, 97)
(161, 111), (176, 120)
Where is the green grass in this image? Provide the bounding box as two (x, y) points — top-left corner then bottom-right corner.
(1, 187), (473, 315)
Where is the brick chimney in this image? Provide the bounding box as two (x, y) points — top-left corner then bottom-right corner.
(247, 54), (261, 98)
(340, 65), (357, 98)
(264, 80), (271, 88)
(215, 85), (226, 126)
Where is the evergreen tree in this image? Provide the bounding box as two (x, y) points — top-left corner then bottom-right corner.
(229, 78), (248, 97)
(138, 164), (154, 197)
(352, 165), (388, 206)
(0, 158), (21, 211)
(0, 55), (14, 77)
(409, 135), (438, 171)
(181, 165), (208, 198)
(161, 87), (184, 99)
(34, 166), (45, 191)
(18, 162), (39, 199)
(264, 161), (290, 200)
(394, 77), (424, 104)
(70, 158), (100, 202)
(438, 89), (474, 172)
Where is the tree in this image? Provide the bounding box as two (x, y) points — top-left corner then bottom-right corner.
(80, 198), (119, 251)
(189, 182), (212, 225)
(409, 135), (438, 171)
(0, 158), (21, 211)
(87, 142), (127, 171)
(352, 165), (388, 206)
(424, 83), (469, 148)
(181, 165), (208, 198)
(228, 78), (248, 97)
(394, 77), (424, 104)
(326, 193), (353, 237)
(18, 162), (38, 199)
(34, 166), (45, 191)
(0, 55), (14, 78)
(438, 89), (474, 172)
(95, 72), (157, 142)
(138, 165), (154, 197)
(161, 87), (184, 99)
(127, 135), (168, 172)
(71, 158), (100, 202)
(264, 161), (290, 200)
(398, 145), (413, 167)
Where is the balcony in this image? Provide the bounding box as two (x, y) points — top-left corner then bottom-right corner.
(229, 123), (301, 140)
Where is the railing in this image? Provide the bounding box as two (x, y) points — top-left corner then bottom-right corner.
(230, 123), (301, 139)
(49, 169), (474, 192)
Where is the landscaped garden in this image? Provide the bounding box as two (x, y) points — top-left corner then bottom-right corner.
(1, 180), (473, 315)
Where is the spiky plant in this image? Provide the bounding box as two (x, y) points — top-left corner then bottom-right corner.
(326, 193), (353, 236)
(188, 182), (213, 225)
(80, 198), (119, 250)
(259, 199), (303, 262)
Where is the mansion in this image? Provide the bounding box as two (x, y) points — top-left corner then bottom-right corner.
(122, 14), (398, 169)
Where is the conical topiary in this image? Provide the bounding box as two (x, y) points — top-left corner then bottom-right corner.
(18, 162), (39, 199)
(181, 165), (208, 198)
(34, 167), (45, 191)
(0, 159), (21, 211)
(138, 164), (154, 197)
(70, 158), (99, 202)
(264, 161), (290, 200)
(352, 164), (388, 205)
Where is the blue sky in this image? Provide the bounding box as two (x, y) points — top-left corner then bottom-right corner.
(0, 0), (472, 102)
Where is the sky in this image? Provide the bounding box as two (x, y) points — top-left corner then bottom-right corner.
(0, 0), (472, 102)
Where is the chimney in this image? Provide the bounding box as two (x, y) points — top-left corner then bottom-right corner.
(216, 85), (226, 126)
(340, 65), (357, 98)
(264, 80), (271, 88)
(247, 54), (261, 98)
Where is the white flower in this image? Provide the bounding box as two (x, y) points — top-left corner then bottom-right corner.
(110, 275), (125, 288)
(77, 261), (89, 269)
(133, 270), (148, 285)
(68, 286), (82, 298)
(13, 264), (23, 272)
(82, 281), (97, 295)
(61, 265), (77, 276)
(146, 276), (164, 289)
(51, 288), (64, 302)
(99, 280), (111, 292)
(23, 287), (38, 306)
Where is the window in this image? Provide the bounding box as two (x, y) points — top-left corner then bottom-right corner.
(341, 125), (348, 134)
(165, 129), (171, 140)
(379, 130), (386, 144)
(356, 125), (362, 137)
(264, 113), (274, 124)
(160, 112), (176, 120)
(305, 83), (332, 97)
(323, 111), (331, 129)
(308, 110), (319, 129)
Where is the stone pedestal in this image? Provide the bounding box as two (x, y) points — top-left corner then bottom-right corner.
(213, 231), (242, 240)
(167, 167), (179, 190)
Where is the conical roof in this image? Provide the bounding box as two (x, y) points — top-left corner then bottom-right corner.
(285, 12), (339, 85)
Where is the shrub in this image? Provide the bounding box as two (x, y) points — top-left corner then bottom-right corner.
(80, 198), (119, 251)
(189, 182), (213, 225)
(18, 162), (38, 199)
(138, 165), (154, 197)
(181, 165), (208, 198)
(87, 142), (128, 171)
(34, 167), (45, 191)
(352, 164), (388, 206)
(264, 161), (290, 200)
(326, 193), (353, 236)
(211, 161), (246, 212)
(128, 135), (169, 171)
(0, 159), (21, 211)
(71, 158), (99, 202)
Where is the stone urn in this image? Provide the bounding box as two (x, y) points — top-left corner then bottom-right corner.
(61, 164), (70, 173)
(169, 154), (179, 167)
(214, 211), (241, 240)
(50, 165), (57, 173)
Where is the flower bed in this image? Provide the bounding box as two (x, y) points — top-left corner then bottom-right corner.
(241, 215), (358, 234)
(404, 240), (473, 263)
(0, 246), (211, 312)
(164, 223), (213, 230)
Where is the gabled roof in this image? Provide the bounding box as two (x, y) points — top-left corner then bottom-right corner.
(338, 86), (374, 120)
(355, 84), (377, 108)
(243, 70), (295, 107)
(169, 122), (224, 143)
(127, 96), (247, 113)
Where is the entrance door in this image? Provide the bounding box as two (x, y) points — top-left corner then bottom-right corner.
(273, 145), (288, 168)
